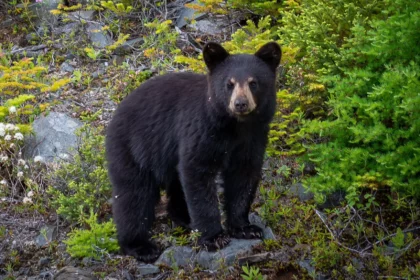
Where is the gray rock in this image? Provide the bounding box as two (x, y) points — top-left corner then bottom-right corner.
(138, 264), (160, 276)
(92, 69), (106, 79)
(249, 213), (276, 240)
(318, 190), (346, 209)
(0, 17), (14, 28)
(68, 10), (95, 21)
(298, 259), (327, 280)
(54, 22), (80, 36)
(38, 257), (52, 267)
(189, 19), (223, 35)
(16, 0), (60, 28)
(289, 183), (314, 201)
(53, 266), (95, 280)
(87, 22), (113, 48)
(176, 0), (206, 28)
(113, 38), (144, 55)
(39, 271), (54, 279)
(26, 33), (38, 43)
(35, 225), (57, 247)
(24, 112), (83, 162)
(60, 62), (75, 73)
(155, 239), (261, 270)
(122, 270), (134, 280)
(155, 246), (195, 267)
(196, 239), (261, 270)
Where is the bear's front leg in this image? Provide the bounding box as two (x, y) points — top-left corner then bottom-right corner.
(178, 161), (230, 251)
(223, 146), (265, 239)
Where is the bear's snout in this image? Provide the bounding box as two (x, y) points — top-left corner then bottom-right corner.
(234, 97), (249, 112)
(228, 78), (256, 115)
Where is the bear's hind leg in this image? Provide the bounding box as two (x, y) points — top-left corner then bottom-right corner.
(166, 176), (191, 229)
(111, 170), (161, 262)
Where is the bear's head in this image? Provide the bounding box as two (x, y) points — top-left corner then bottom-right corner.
(203, 42), (281, 121)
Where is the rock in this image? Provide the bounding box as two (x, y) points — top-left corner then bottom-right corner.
(289, 183), (314, 201)
(298, 259), (327, 280)
(113, 38), (144, 55)
(155, 246), (195, 267)
(39, 271), (54, 279)
(38, 257), (52, 267)
(176, 0), (206, 28)
(0, 17), (14, 28)
(122, 270), (134, 280)
(318, 190), (346, 209)
(196, 239), (261, 270)
(54, 22), (80, 36)
(16, 0), (60, 28)
(53, 266), (95, 280)
(60, 62), (75, 73)
(87, 22), (113, 48)
(248, 213), (276, 240)
(189, 19), (223, 35)
(68, 10), (95, 21)
(26, 33), (38, 43)
(24, 112), (83, 162)
(155, 239), (261, 270)
(138, 264), (160, 276)
(92, 69), (106, 79)
(35, 225), (57, 247)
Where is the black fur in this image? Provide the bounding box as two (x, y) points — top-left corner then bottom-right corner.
(105, 42), (281, 262)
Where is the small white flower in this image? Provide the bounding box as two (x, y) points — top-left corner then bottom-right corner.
(17, 171), (24, 178)
(9, 143), (15, 149)
(27, 190), (34, 197)
(24, 165), (29, 170)
(0, 123), (4, 129)
(34, 156), (44, 163)
(18, 159), (26, 165)
(0, 155), (8, 162)
(23, 197), (33, 204)
(8, 106), (16, 114)
(0, 127), (5, 137)
(0, 179), (7, 186)
(5, 124), (15, 131)
(4, 135), (12, 141)
(14, 133), (24, 141)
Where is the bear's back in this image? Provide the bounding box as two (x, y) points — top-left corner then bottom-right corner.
(106, 72), (208, 181)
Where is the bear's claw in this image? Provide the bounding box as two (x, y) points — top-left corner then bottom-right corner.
(229, 224), (263, 240)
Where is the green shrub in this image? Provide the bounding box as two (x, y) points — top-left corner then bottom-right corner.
(302, 0), (420, 203)
(48, 125), (111, 222)
(65, 211), (119, 260)
(0, 55), (69, 199)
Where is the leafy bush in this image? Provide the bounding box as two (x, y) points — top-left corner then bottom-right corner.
(65, 211), (119, 260)
(302, 0), (420, 203)
(48, 125), (111, 222)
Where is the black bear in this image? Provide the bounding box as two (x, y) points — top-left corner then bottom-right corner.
(105, 42), (281, 262)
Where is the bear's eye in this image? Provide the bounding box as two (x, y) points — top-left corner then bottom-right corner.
(249, 81), (257, 90)
(227, 81), (235, 90)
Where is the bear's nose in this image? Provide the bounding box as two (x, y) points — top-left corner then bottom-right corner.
(234, 98), (249, 112)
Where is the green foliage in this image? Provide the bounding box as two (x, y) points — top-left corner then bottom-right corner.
(187, 0), (281, 16)
(241, 265), (264, 280)
(142, 19), (179, 73)
(100, 0), (132, 15)
(65, 211), (119, 260)
(48, 125), (111, 222)
(303, 0), (420, 202)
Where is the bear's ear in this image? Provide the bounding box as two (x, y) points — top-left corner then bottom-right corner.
(255, 42), (282, 72)
(203, 42), (230, 72)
